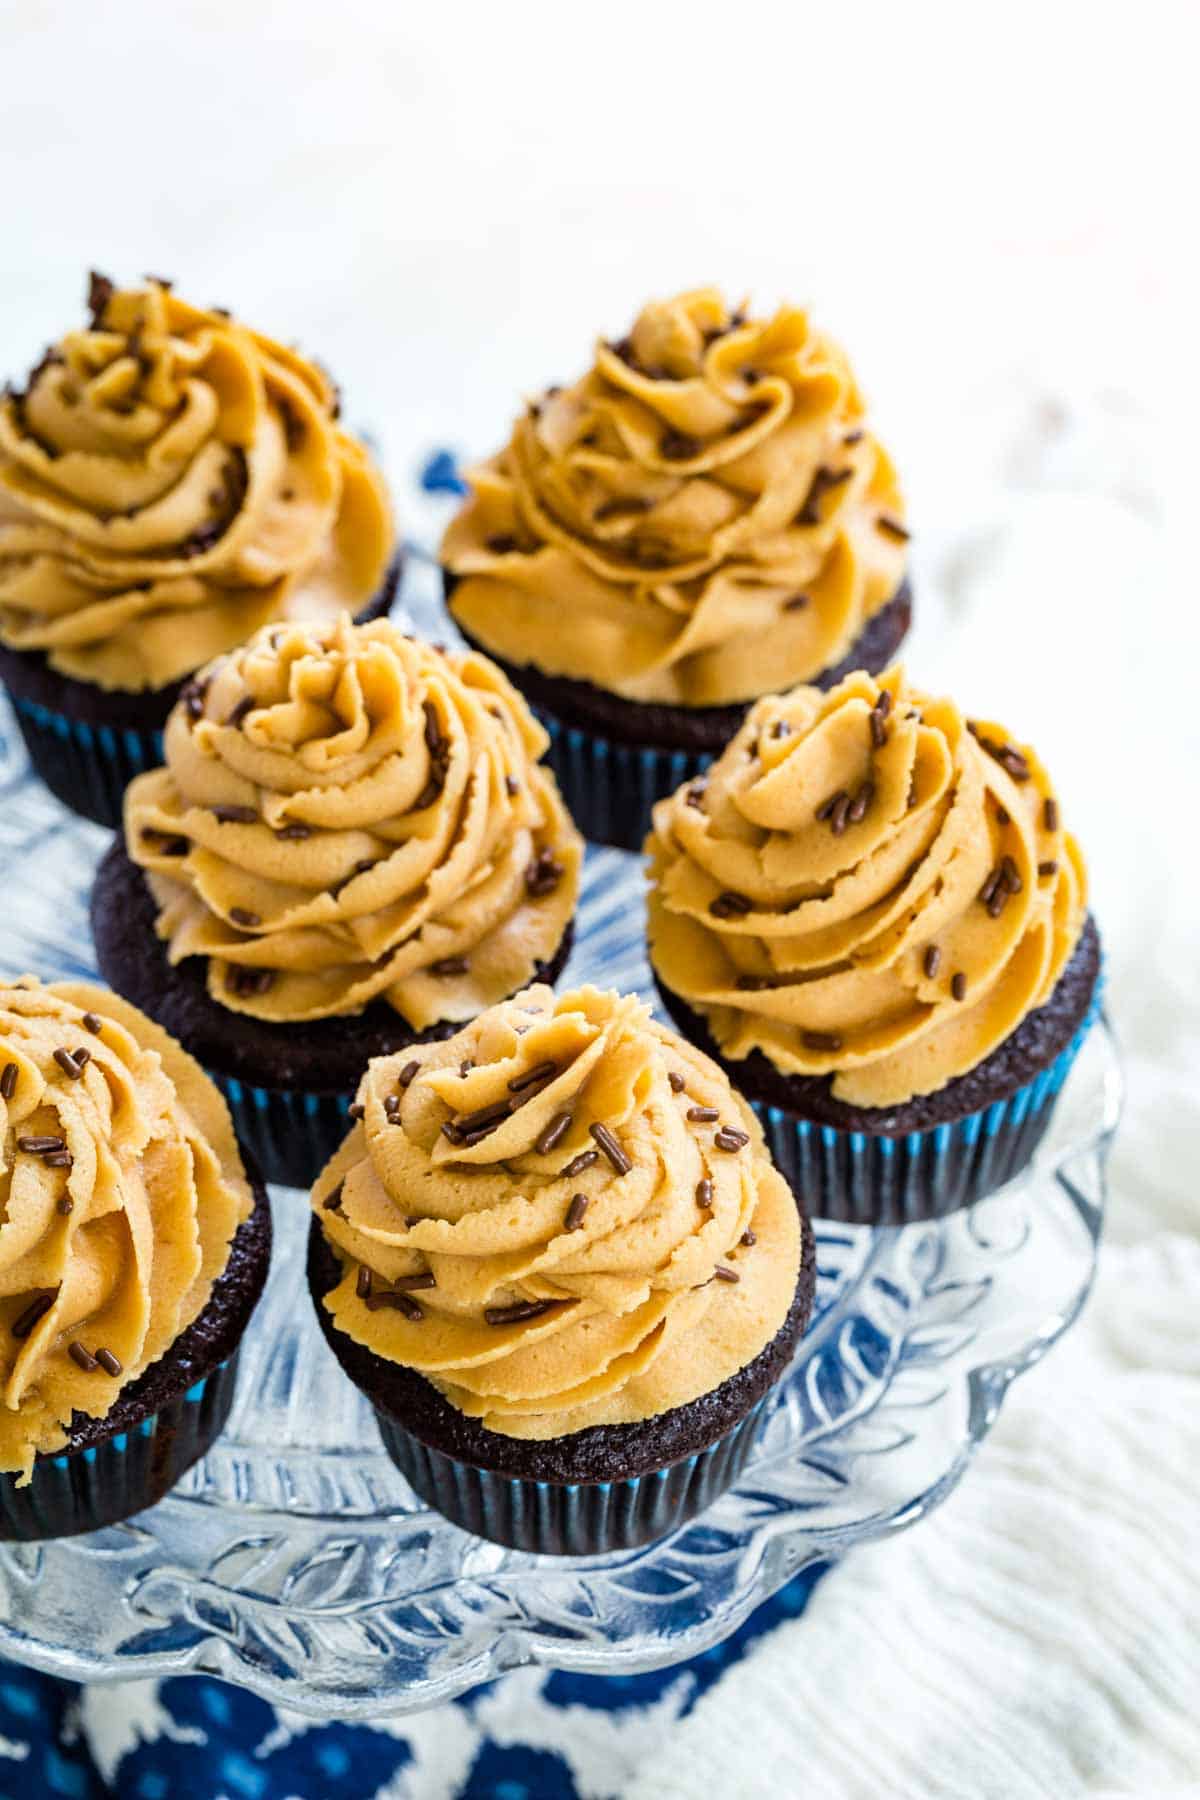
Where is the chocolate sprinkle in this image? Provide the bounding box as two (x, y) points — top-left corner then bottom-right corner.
(82, 1012), (103, 1034)
(696, 1178), (714, 1208)
(230, 907), (260, 928)
(43, 1150), (73, 1168)
(685, 783), (708, 810)
(740, 1229), (757, 1247)
(661, 429), (701, 461)
(211, 804), (258, 824)
(848, 780), (875, 824)
(68, 1341), (98, 1372)
(322, 1181), (345, 1213)
(525, 848), (565, 899)
(830, 793), (852, 836)
(564, 1193), (588, 1233)
(536, 1111), (573, 1156)
(369, 1290), (425, 1321)
(53, 1048), (84, 1080)
(0, 1062), (16, 1100)
(561, 1149), (599, 1178)
(801, 1031), (843, 1053)
(876, 514), (911, 542)
(276, 822), (313, 840)
(508, 1060), (557, 1093)
(94, 1347), (122, 1377)
(57, 1196), (74, 1216)
(11, 1294), (54, 1340)
(227, 966), (274, 998)
(668, 1071), (687, 1093)
(392, 1272), (436, 1292)
(17, 1135), (65, 1154)
(398, 1061), (420, 1088)
(87, 271), (114, 325)
(713, 1266), (740, 1283)
(686, 1105), (720, 1122)
(430, 956), (469, 977)
(923, 944), (942, 979)
(1038, 859), (1059, 877)
(356, 1265), (372, 1301)
(710, 891), (752, 920)
(714, 1126), (750, 1151)
(1000, 855), (1023, 894)
(784, 594), (810, 611)
(843, 427), (865, 445)
(504, 774), (520, 796)
(225, 696), (256, 729)
(951, 972), (967, 1002)
(589, 1121), (632, 1175)
(815, 790), (844, 822)
(484, 1299), (563, 1327)
(1044, 797), (1059, 831)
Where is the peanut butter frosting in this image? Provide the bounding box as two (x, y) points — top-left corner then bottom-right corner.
(441, 286), (907, 708)
(647, 667), (1088, 1111)
(312, 985), (801, 1437)
(0, 273), (393, 692)
(0, 979), (252, 1482)
(124, 615), (582, 1025)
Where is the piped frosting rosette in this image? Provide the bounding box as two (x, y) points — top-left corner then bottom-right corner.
(0, 273), (393, 691)
(0, 979), (251, 1481)
(442, 286), (907, 707)
(647, 666), (1088, 1111)
(124, 615), (582, 1025)
(312, 985), (800, 1438)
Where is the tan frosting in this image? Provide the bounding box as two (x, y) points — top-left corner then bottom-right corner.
(0, 978), (251, 1482)
(124, 615), (582, 1025)
(312, 985), (800, 1437)
(441, 286), (907, 707)
(0, 275), (394, 692)
(646, 666), (1088, 1110)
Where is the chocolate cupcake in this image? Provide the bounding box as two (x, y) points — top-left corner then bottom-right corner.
(0, 272), (397, 828)
(92, 615), (583, 1188)
(646, 667), (1102, 1223)
(307, 983), (812, 1553)
(441, 286), (911, 849)
(0, 977), (270, 1540)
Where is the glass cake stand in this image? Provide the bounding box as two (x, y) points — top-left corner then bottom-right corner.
(0, 655), (1122, 1720)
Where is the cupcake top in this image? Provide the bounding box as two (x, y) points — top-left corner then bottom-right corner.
(0, 273), (393, 692)
(124, 615), (583, 1024)
(0, 978), (252, 1481)
(441, 286), (907, 708)
(311, 984), (801, 1439)
(647, 667), (1088, 1110)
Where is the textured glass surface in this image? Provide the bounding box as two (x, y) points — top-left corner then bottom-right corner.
(0, 662), (1121, 1718)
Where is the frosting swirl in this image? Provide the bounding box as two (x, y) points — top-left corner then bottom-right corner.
(0, 978), (252, 1482)
(124, 615), (582, 1025)
(441, 286), (907, 708)
(312, 985), (800, 1437)
(0, 274), (393, 692)
(647, 667), (1088, 1110)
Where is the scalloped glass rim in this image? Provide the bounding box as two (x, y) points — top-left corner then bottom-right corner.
(0, 692), (1122, 1720)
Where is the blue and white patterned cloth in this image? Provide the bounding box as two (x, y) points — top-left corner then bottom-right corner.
(0, 1569), (822, 1798)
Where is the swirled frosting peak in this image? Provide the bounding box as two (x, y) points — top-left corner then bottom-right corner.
(124, 615), (583, 1024)
(441, 286), (907, 707)
(0, 273), (394, 691)
(647, 667), (1088, 1110)
(0, 979), (251, 1481)
(312, 985), (801, 1437)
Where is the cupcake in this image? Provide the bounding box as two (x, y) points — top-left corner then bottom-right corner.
(646, 667), (1102, 1223)
(306, 983), (814, 1554)
(441, 286), (911, 850)
(91, 615), (584, 1188)
(0, 272), (397, 828)
(0, 977), (270, 1540)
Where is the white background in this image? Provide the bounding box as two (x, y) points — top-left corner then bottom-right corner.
(1, 4), (1197, 1787)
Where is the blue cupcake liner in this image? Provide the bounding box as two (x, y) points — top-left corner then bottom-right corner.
(0, 1351), (239, 1541)
(755, 979), (1104, 1226)
(9, 693), (164, 830)
(211, 1072), (352, 1192)
(374, 1393), (769, 1554)
(534, 708), (713, 852)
